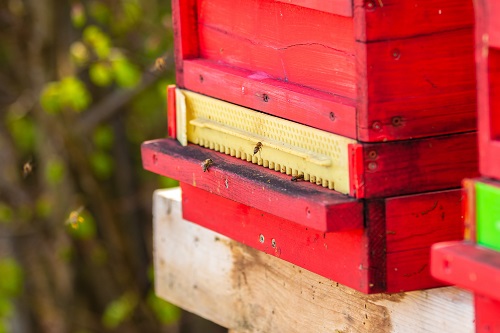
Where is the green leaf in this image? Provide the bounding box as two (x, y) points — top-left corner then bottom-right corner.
(89, 62), (113, 87)
(147, 291), (181, 325)
(102, 292), (138, 328)
(112, 58), (141, 88)
(92, 126), (114, 150)
(90, 151), (114, 179)
(59, 76), (91, 112)
(158, 177), (179, 189)
(5, 113), (36, 153)
(0, 258), (23, 297)
(0, 203), (13, 224)
(89, 1), (111, 25)
(71, 2), (86, 28)
(70, 41), (90, 67)
(40, 82), (62, 114)
(83, 25), (111, 59)
(44, 157), (65, 186)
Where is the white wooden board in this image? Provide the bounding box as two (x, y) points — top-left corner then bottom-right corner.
(153, 188), (474, 333)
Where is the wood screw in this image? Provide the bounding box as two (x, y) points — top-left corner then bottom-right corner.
(259, 234), (265, 243)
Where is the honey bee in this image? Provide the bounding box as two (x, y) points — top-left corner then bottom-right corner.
(291, 174), (304, 182)
(152, 55), (169, 73)
(22, 161), (34, 178)
(253, 142), (263, 155)
(201, 158), (213, 172)
(65, 206), (85, 229)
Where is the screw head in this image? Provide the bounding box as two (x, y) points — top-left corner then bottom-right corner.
(259, 234), (265, 243)
(271, 239), (276, 248)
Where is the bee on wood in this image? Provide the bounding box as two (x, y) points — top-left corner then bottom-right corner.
(201, 158), (213, 172)
(291, 174), (304, 182)
(253, 142), (263, 155)
(22, 161), (34, 178)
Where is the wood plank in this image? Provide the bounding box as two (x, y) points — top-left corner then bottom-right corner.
(181, 183), (377, 293)
(356, 28), (476, 142)
(172, 0), (199, 87)
(275, 0), (353, 17)
(197, 0), (356, 98)
(475, 294), (500, 333)
(384, 189), (464, 292)
(183, 59), (357, 138)
(142, 138), (363, 232)
(431, 241), (500, 301)
(167, 84), (176, 138)
(353, 0), (474, 42)
(352, 132), (478, 198)
(154, 188), (474, 333)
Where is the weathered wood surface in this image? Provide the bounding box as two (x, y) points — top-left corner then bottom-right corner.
(154, 188), (474, 333)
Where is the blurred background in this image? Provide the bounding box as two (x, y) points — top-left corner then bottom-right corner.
(0, 1), (225, 332)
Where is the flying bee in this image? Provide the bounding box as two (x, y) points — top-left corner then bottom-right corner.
(151, 55), (169, 73)
(65, 206), (85, 229)
(253, 142), (263, 155)
(22, 160), (34, 178)
(291, 174), (304, 182)
(201, 158), (213, 172)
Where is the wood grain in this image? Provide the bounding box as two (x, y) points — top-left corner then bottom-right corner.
(356, 28), (477, 141)
(142, 138), (363, 232)
(275, 0), (353, 17)
(197, 0), (356, 98)
(353, 0), (474, 42)
(352, 132), (479, 198)
(183, 59), (357, 138)
(153, 188), (474, 333)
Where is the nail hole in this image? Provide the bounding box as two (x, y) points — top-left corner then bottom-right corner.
(392, 116), (403, 127)
(367, 162), (378, 171)
(365, 0), (376, 10)
(262, 94), (269, 102)
(391, 49), (401, 60)
(271, 239), (276, 248)
(367, 150), (377, 159)
(329, 112), (336, 121)
(152, 154), (158, 165)
(372, 121), (382, 131)
(199, 75), (204, 83)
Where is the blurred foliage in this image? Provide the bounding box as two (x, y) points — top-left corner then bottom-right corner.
(0, 0), (192, 332)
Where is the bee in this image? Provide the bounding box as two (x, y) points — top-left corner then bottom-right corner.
(201, 158), (213, 172)
(22, 161), (34, 178)
(65, 206), (85, 229)
(253, 142), (263, 155)
(151, 55), (169, 73)
(291, 174), (304, 182)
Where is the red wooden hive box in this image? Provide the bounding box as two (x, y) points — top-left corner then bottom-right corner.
(431, 0), (500, 330)
(143, 0), (479, 294)
(173, 0), (476, 142)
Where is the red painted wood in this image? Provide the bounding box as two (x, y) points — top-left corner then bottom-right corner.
(275, 0), (353, 17)
(167, 85), (176, 138)
(474, 0), (500, 179)
(197, 0), (356, 99)
(180, 184), (463, 293)
(348, 144), (365, 197)
(181, 183), (378, 293)
(384, 189), (463, 292)
(142, 138), (363, 232)
(172, 0), (476, 142)
(356, 132), (478, 198)
(357, 28), (477, 141)
(183, 60), (357, 138)
(172, 0), (199, 87)
(353, 0), (473, 42)
(475, 294), (500, 333)
(431, 241), (500, 301)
